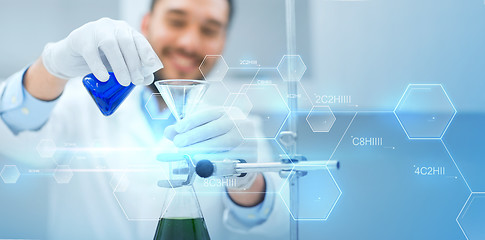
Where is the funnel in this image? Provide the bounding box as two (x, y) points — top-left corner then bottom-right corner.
(154, 80), (208, 121)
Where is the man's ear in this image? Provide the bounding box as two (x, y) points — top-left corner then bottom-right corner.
(141, 12), (151, 37)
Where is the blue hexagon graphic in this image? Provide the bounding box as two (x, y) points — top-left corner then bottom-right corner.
(145, 93), (172, 120)
(36, 139), (57, 158)
(253, 68), (282, 85)
(225, 93), (253, 120)
(394, 84), (456, 139)
(234, 84), (290, 139)
(1, 165), (21, 184)
(306, 106), (336, 133)
(260, 139), (293, 193)
(457, 193), (485, 240)
(279, 167), (341, 220)
(202, 80), (230, 108)
(222, 68), (259, 93)
(281, 81), (313, 112)
(199, 55), (229, 82)
(277, 55), (307, 82)
(53, 165), (73, 184)
(113, 166), (175, 220)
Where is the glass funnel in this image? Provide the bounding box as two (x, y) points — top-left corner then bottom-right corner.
(154, 80), (208, 121)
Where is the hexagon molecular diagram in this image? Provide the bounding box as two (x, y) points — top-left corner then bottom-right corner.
(235, 84), (290, 139)
(225, 93), (253, 120)
(253, 69), (282, 85)
(280, 167), (341, 220)
(113, 166), (175, 220)
(458, 193), (485, 240)
(201, 81), (230, 108)
(36, 139), (57, 158)
(306, 106), (336, 132)
(280, 81), (313, 112)
(394, 84), (456, 139)
(199, 55), (229, 82)
(222, 68), (259, 93)
(277, 55), (307, 82)
(1, 165), (20, 184)
(145, 93), (171, 120)
(53, 165), (73, 184)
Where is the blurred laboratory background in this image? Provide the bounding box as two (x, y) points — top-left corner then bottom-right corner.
(2, 0), (484, 112)
(1, 0), (485, 240)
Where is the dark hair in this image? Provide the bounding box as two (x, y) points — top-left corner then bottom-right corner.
(150, 0), (234, 26)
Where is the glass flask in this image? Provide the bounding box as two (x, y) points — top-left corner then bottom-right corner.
(154, 185), (210, 240)
(82, 72), (135, 116)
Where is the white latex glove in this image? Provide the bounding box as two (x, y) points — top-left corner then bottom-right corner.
(164, 108), (258, 190)
(164, 108), (242, 153)
(42, 17), (163, 86)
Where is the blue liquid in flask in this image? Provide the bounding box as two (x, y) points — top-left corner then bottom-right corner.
(82, 72), (135, 116)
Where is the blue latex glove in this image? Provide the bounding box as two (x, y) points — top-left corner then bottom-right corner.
(164, 108), (243, 154)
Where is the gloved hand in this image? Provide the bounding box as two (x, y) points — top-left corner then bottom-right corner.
(164, 108), (242, 154)
(164, 108), (258, 190)
(41, 17), (163, 86)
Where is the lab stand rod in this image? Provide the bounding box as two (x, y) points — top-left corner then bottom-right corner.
(234, 160), (339, 174)
(289, 171), (300, 240)
(194, 159), (339, 178)
(285, 0), (300, 238)
(285, 0), (298, 157)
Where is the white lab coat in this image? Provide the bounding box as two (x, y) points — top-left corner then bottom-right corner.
(0, 75), (290, 240)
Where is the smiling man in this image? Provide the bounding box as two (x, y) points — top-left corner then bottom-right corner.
(144, 0), (229, 80)
(0, 0), (288, 239)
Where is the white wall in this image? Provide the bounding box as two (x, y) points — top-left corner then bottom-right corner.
(2, 0), (481, 112)
(307, 0), (485, 112)
(0, 0), (119, 79)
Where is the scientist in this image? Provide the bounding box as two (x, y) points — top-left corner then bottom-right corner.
(0, 0), (288, 239)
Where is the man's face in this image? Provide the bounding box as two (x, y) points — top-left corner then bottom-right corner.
(142, 0), (229, 80)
